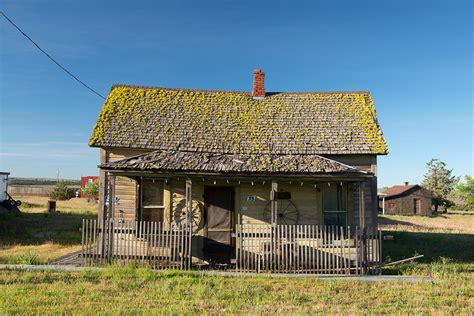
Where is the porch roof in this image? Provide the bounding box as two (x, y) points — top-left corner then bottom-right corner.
(99, 149), (368, 176)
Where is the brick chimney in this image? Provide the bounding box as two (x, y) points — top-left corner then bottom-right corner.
(252, 69), (265, 99)
(404, 181), (409, 186)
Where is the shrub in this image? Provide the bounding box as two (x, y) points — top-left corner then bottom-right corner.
(82, 179), (99, 202)
(49, 180), (74, 200)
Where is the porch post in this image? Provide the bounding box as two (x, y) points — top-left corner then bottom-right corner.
(100, 173), (115, 261)
(109, 174), (116, 221)
(185, 179), (192, 225)
(270, 181), (278, 271)
(359, 181), (365, 228)
(271, 181), (278, 225)
(358, 181), (367, 274)
(185, 179), (192, 269)
(99, 171), (109, 257)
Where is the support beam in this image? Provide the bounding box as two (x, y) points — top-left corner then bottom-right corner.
(270, 181), (278, 272)
(270, 181), (278, 225)
(163, 179), (171, 229)
(109, 174), (116, 221)
(359, 181), (366, 228)
(185, 179), (193, 269)
(185, 179), (192, 225)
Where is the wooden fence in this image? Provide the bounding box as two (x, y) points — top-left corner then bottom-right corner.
(8, 185), (56, 197)
(82, 220), (381, 274)
(81, 219), (192, 269)
(236, 225), (381, 275)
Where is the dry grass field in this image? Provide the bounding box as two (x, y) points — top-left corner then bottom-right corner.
(0, 196), (96, 264)
(379, 213), (474, 234)
(15, 195), (97, 214)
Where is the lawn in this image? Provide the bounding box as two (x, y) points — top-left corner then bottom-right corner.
(0, 201), (473, 313)
(0, 196), (96, 264)
(0, 262), (472, 314)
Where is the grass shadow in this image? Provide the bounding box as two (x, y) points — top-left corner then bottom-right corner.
(0, 210), (96, 247)
(382, 230), (474, 263)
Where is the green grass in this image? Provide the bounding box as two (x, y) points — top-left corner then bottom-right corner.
(1, 202), (473, 313)
(0, 210), (95, 247)
(382, 231), (474, 264)
(0, 264), (472, 314)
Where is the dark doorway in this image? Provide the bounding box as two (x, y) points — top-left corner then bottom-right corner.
(414, 198), (421, 214)
(203, 186), (234, 264)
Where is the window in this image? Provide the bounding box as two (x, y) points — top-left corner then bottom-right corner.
(322, 183), (347, 227)
(141, 179), (165, 223)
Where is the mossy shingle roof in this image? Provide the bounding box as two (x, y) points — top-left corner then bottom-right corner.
(89, 85), (388, 155)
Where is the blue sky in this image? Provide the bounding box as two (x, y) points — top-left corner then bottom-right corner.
(0, 0), (472, 187)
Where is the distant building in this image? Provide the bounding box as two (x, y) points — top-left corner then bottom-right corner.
(379, 182), (432, 215)
(80, 176), (99, 198)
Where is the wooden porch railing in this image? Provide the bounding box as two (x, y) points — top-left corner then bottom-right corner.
(235, 224), (381, 275)
(81, 219), (192, 270)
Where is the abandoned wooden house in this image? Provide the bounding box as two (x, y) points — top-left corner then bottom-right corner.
(83, 69), (388, 274)
(380, 182), (432, 216)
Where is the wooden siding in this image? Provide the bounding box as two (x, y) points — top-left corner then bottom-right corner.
(102, 148), (151, 221)
(350, 179), (378, 228)
(325, 155), (377, 174)
(238, 182), (323, 225)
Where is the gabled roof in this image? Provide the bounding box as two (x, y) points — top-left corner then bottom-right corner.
(100, 150), (367, 175)
(89, 85), (388, 155)
(383, 184), (419, 198)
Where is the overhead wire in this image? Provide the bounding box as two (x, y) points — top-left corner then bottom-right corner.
(0, 11), (106, 100)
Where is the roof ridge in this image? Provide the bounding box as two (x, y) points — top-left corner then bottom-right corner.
(110, 84), (370, 95)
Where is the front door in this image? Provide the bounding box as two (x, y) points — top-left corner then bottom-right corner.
(203, 186), (234, 264)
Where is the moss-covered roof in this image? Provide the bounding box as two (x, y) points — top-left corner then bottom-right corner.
(89, 85), (388, 155)
(100, 150), (367, 175)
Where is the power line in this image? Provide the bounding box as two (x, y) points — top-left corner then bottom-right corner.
(0, 11), (106, 100)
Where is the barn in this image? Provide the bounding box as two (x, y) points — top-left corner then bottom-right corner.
(380, 182), (432, 216)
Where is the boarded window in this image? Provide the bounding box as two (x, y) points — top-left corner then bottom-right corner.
(141, 179), (164, 223)
(322, 183), (347, 227)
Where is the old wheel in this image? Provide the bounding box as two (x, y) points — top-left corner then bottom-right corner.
(173, 199), (203, 233)
(263, 200), (299, 225)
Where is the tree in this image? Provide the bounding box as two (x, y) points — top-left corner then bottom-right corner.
(421, 159), (457, 213)
(449, 175), (474, 211)
(82, 179), (99, 202)
(50, 180), (73, 201)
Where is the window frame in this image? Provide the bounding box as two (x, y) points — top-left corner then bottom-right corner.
(322, 183), (348, 227)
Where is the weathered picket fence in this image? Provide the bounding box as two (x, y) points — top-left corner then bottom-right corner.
(235, 224), (381, 275)
(81, 219), (192, 270)
(82, 220), (381, 275)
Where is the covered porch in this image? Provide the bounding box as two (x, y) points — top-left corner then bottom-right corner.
(82, 150), (381, 274)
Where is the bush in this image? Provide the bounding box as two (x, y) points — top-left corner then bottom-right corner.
(82, 179), (99, 202)
(49, 180), (74, 200)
